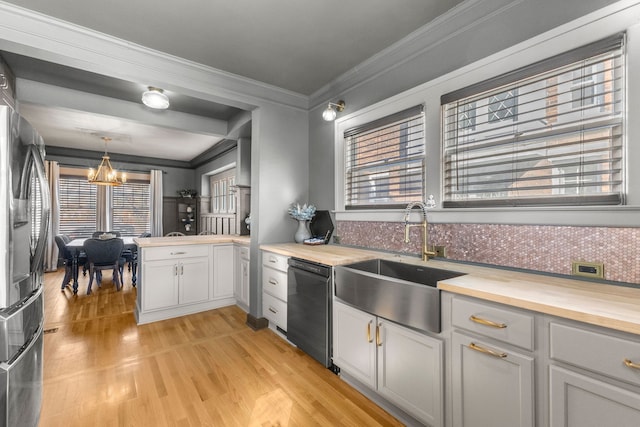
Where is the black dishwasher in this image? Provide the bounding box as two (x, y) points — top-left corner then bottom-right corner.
(287, 258), (332, 367)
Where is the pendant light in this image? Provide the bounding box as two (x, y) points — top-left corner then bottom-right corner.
(87, 137), (127, 186)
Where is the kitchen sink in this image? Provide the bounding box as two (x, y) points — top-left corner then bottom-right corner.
(334, 259), (465, 333)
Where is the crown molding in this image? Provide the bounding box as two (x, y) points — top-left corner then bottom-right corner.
(0, 1), (309, 111)
(309, 0), (521, 108)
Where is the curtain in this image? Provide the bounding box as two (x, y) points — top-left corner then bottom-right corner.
(44, 160), (60, 272)
(96, 185), (112, 231)
(150, 170), (163, 236)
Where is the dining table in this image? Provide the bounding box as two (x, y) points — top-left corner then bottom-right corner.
(65, 236), (138, 294)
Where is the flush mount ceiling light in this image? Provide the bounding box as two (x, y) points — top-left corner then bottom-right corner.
(141, 86), (170, 109)
(87, 137), (127, 186)
(322, 100), (345, 121)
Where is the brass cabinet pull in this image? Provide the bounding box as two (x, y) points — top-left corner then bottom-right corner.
(269, 257), (278, 263)
(624, 359), (640, 370)
(376, 323), (382, 347)
(470, 315), (507, 329)
(468, 342), (507, 358)
(171, 251), (186, 255)
(268, 279), (278, 285)
(367, 321), (373, 343)
(268, 307), (277, 314)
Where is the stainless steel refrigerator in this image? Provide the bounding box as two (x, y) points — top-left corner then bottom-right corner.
(0, 105), (49, 426)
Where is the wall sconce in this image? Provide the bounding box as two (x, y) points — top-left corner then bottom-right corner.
(322, 100), (345, 121)
(142, 87), (170, 109)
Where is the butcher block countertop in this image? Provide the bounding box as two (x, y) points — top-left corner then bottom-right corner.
(135, 235), (250, 248)
(261, 242), (640, 336)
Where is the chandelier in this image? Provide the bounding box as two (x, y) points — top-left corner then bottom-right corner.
(87, 137), (127, 186)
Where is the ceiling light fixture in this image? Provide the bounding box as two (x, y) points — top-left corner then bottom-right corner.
(322, 100), (345, 121)
(141, 86), (170, 109)
(88, 137), (126, 186)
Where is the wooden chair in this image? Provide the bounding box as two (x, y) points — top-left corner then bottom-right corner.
(82, 238), (125, 294)
(165, 232), (185, 237)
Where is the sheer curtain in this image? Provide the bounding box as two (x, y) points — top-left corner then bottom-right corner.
(44, 160), (60, 272)
(150, 170), (163, 236)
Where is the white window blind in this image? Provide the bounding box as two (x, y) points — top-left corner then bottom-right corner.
(59, 174), (97, 238)
(344, 105), (425, 208)
(113, 180), (150, 236)
(441, 34), (625, 208)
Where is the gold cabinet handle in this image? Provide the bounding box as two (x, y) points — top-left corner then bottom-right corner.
(367, 321), (373, 343)
(624, 359), (640, 370)
(268, 307), (277, 314)
(470, 315), (507, 329)
(468, 342), (507, 358)
(268, 279), (278, 285)
(376, 323), (382, 347)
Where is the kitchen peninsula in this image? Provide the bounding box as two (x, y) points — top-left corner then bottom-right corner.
(134, 235), (250, 324)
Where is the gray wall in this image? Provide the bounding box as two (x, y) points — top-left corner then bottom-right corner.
(308, 0), (621, 211)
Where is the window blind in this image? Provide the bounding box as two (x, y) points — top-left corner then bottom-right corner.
(59, 175), (97, 238)
(113, 180), (150, 236)
(344, 105), (425, 209)
(441, 34), (625, 208)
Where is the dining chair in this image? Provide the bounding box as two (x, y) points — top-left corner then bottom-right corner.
(55, 234), (88, 290)
(165, 231), (185, 237)
(82, 238), (125, 294)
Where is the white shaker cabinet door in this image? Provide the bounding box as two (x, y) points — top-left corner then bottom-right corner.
(142, 260), (179, 310)
(179, 256), (210, 305)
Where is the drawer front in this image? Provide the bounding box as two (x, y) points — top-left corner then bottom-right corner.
(263, 292), (287, 331)
(239, 246), (250, 260)
(262, 251), (289, 272)
(143, 244), (210, 261)
(452, 296), (535, 351)
(550, 322), (640, 388)
(262, 267), (288, 301)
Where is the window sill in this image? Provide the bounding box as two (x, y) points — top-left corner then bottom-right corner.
(334, 206), (640, 227)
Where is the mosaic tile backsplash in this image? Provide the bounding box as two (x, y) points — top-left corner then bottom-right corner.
(336, 221), (640, 285)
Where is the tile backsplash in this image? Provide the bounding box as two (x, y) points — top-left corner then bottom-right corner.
(336, 221), (640, 285)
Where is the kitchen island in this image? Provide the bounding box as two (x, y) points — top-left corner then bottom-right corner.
(134, 235), (250, 324)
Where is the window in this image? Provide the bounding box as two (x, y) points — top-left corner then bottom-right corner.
(59, 172), (97, 238)
(58, 167), (150, 237)
(441, 34), (624, 208)
(113, 180), (150, 236)
(210, 169), (236, 214)
(344, 105), (425, 208)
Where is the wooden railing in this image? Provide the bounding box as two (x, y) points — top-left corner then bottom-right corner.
(200, 213), (237, 235)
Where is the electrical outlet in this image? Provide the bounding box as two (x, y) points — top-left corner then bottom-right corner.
(434, 245), (447, 258)
(571, 261), (604, 279)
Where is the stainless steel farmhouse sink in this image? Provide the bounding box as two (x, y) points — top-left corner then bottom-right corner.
(334, 259), (465, 333)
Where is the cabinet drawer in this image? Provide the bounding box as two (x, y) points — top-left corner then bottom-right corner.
(550, 322), (640, 388)
(452, 296), (534, 351)
(143, 244), (209, 261)
(262, 251), (288, 272)
(263, 292), (287, 331)
(239, 246), (250, 260)
(262, 267), (288, 301)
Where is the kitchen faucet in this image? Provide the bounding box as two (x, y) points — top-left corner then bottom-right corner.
(404, 201), (436, 262)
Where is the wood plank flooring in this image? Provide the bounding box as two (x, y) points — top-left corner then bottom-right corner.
(40, 268), (403, 426)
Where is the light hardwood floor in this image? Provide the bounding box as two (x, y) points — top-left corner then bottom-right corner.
(40, 268), (403, 426)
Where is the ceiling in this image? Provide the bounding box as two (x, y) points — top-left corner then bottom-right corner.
(0, 0), (465, 163)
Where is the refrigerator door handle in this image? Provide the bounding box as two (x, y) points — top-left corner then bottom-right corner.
(28, 145), (50, 274)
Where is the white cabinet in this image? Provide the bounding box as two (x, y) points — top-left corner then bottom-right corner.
(261, 250), (289, 333)
(213, 244), (234, 298)
(135, 242), (239, 324)
(141, 245), (210, 312)
(548, 321), (640, 427)
(450, 295), (535, 427)
(234, 244), (250, 310)
(333, 300), (443, 427)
